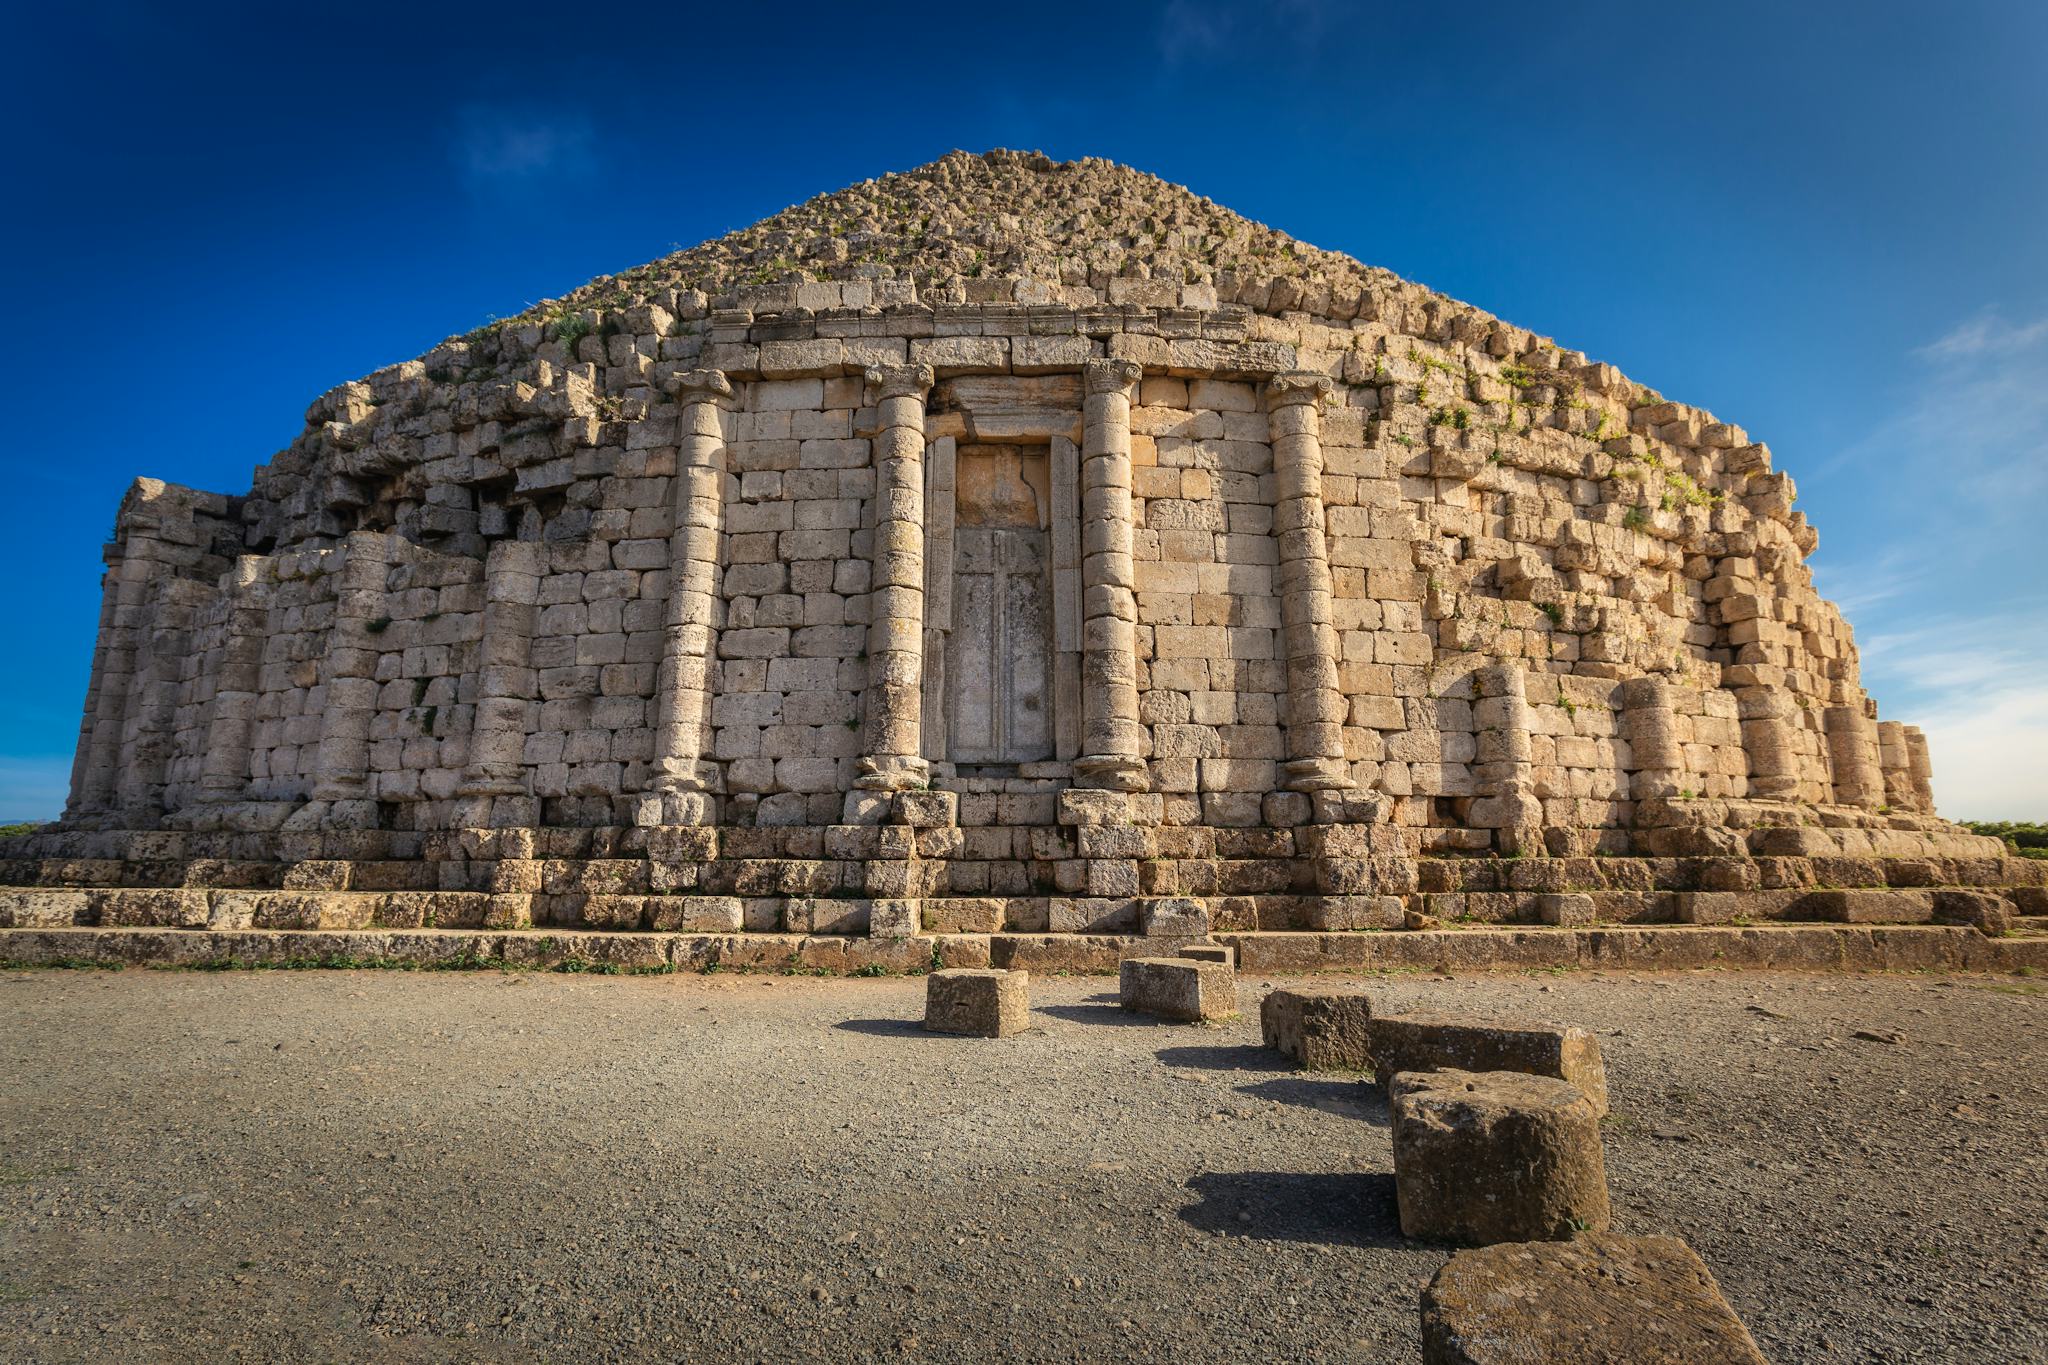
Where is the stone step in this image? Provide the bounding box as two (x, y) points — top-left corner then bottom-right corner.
(0, 858), (289, 891)
(0, 887), (514, 931)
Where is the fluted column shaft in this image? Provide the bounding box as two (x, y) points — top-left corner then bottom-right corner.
(1266, 372), (1350, 791)
(1736, 686), (1799, 801)
(1824, 703), (1884, 810)
(855, 364), (935, 793)
(460, 538), (546, 798)
(646, 368), (735, 823)
(1876, 720), (1914, 812)
(73, 548), (154, 815)
(1075, 358), (1148, 791)
(1620, 675), (1686, 800)
(1903, 725), (1937, 814)
(307, 530), (392, 804)
(195, 557), (272, 806)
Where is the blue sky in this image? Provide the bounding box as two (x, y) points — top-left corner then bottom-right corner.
(2, 0), (2043, 821)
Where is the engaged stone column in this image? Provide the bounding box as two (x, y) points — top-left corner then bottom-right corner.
(458, 538), (545, 819)
(1473, 663), (1544, 855)
(645, 368), (735, 825)
(1903, 725), (1937, 814)
(1619, 675), (1685, 801)
(1824, 703), (1883, 810)
(72, 544), (155, 818)
(295, 530), (392, 827)
(1876, 720), (1914, 812)
(850, 364), (936, 812)
(1074, 358), (1148, 791)
(194, 557), (272, 807)
(1265, 371), (1351, 792)
(1735, 687), (1798, 801)
(113, 577), (201, 823)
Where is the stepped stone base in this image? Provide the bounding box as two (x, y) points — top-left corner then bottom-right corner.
(3, 922), (2042, 976)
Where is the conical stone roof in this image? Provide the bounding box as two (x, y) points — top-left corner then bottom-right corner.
(511, 148), (1415, 328)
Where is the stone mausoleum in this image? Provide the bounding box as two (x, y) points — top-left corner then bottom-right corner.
(7, 151), (2040, 972)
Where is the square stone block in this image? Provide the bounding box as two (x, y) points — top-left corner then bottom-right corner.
(1368, 1012), (1609, 1115)
(1420, 1233), (1766, 1363)
(1178, 943), (1235, 968)
(1391, 1068), (1609, 1246)
(892, 789), (958, 828)
(1534, 893), (1593, 926)
(869, 897), (920, 938)
(1119, 957), (1236, 1022)
(1261, 986), (1376, 1070)
(1140, 895), (1210, 938)
(924, 968), (1030, 1038)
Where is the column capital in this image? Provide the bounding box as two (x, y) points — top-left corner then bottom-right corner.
(865, 363), (935, 403)
(1265, 370), (1335, 409)
(666, 368), (734, 404)
(1082, 358), (1142, 395)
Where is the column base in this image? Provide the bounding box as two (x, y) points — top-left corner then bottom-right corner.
(163, 800), (298, 833)
(1309, 788), (1391, 826)
(1072, 753), (1150, 792)
(629, 789), (719, 827)
(1281, 756), (1353, 791)
(853, 754), (930, 792)
(450, 794), (541, 829)
(456, 764), (529, 799)
(281, 798), (381, 832)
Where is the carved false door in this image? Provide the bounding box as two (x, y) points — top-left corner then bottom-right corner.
(949, 526), (1053, 766)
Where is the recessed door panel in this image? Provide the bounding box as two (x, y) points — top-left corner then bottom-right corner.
(949, 526), (1053, 766)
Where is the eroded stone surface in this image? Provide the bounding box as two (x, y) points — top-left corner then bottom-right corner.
(1261, 986), (1377, 1070)
(1119, 957), (1235, 1022)
(1420, 1233), (1768, 1364)
(1391, 1068), (1609, 1246)
(1371, 1012), (1610, 1115)
(924, 968), (1030, 1038)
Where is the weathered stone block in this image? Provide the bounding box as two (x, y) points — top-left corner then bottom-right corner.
(1369, 1012), (1609, 1115)
(923, 968), (1030, 1037)
(891, 789), (958, 828)
(1932, 889), (2013, 937)
(1261, 986), (1376, 1070)
(1139, 896), (1210, 938)
(1119, 957), (1236, 1022)
(869, 898), (920, 938)
(1534, 893), (1594, 926)
(1057, 789), (1129, 826)
(1390, 1068), (1610, 1245)
(1178, 943), (1235, 968)
(1419, 1234), (1767, 1364)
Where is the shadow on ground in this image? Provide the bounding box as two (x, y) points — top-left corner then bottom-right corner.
(1235, 1076), (1388, 1124)
(1035, 1001), (1159, 1027)
(1153, 1043), (1290, 1072)
(1177, 1170), (1404, 1249)
(832, 1018), (927, 1037)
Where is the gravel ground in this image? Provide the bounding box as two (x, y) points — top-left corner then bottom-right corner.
(0, 964), (2042, 1363)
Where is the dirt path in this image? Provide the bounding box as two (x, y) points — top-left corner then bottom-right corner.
(1, 966), (2041, 1362)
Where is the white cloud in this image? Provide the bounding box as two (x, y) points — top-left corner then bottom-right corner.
(0, 755), (72, 823)
(1857, 612), (2048, 821)
(1810, 308), (2048, 820)
(451, 105), (597, 194)
(1914, 311), (2048, 360)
